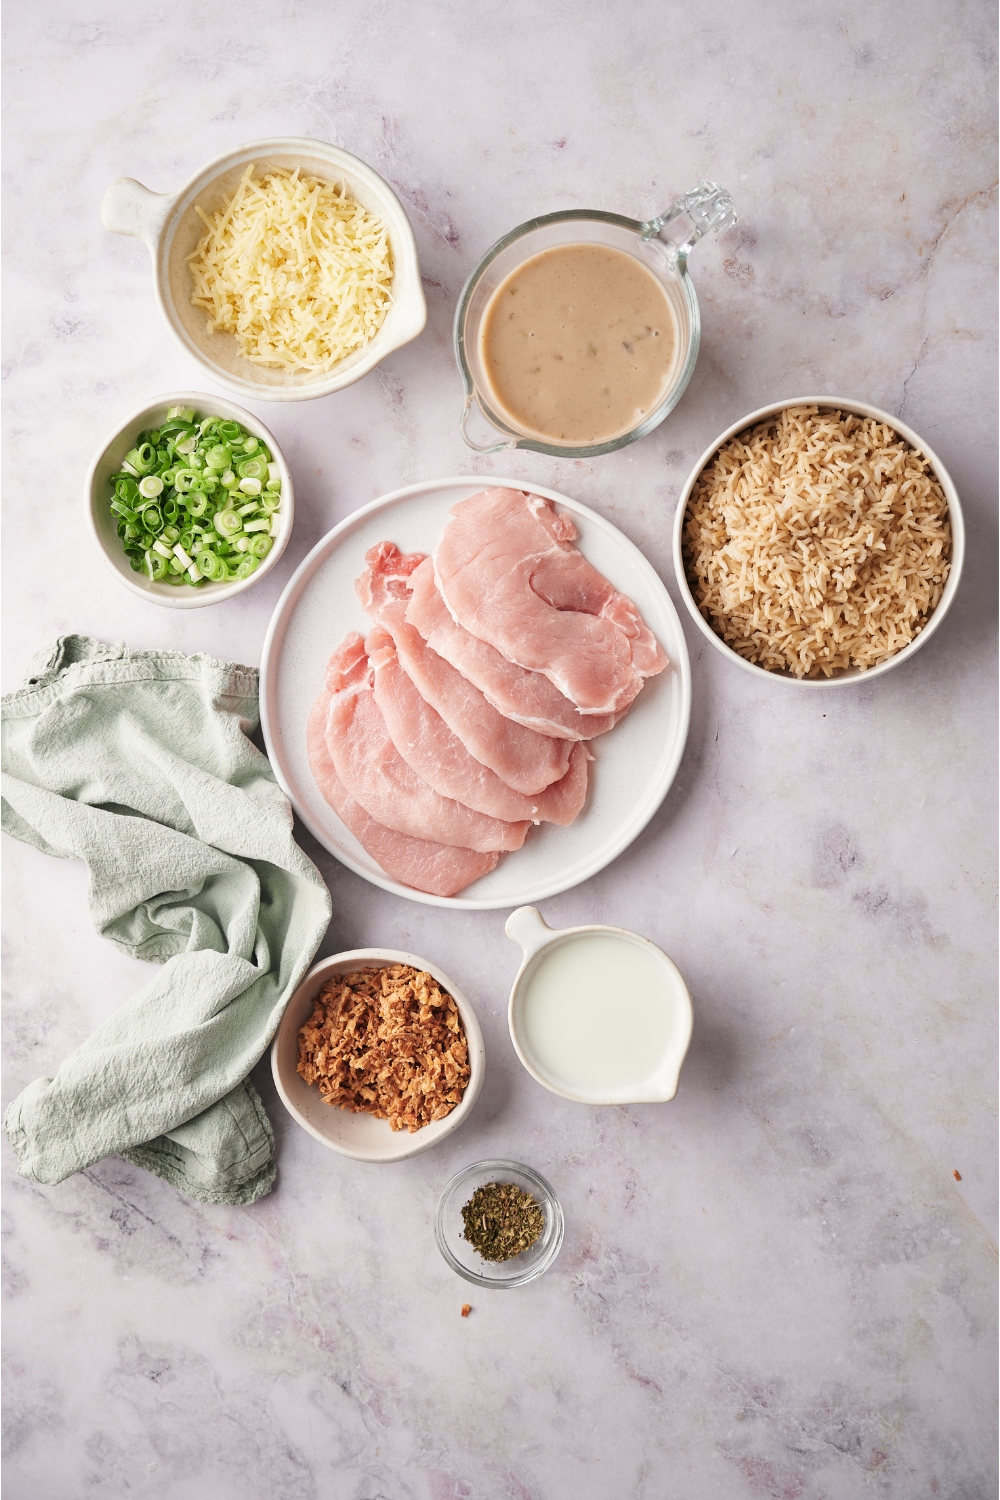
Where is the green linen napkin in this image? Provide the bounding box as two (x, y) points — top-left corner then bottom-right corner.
(2, 635), (332, 1206)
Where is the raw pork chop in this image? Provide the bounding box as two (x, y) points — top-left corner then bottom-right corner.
(356, 542), (573, 792)
(366, 624), (590, 825)
(307, 684), (498, 896)
(433, 488), (668, 714)
(405, 558), (622, 741)
(324, 634), (528, 854)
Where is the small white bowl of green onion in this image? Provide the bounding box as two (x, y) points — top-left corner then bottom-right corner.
(87, 392), (294, 608)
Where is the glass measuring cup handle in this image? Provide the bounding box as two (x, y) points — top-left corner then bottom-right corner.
(641, 181), (737, 269)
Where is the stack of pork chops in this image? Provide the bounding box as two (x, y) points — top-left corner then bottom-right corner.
(307, 488), (668, 896)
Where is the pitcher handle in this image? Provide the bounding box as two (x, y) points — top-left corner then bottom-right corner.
(504, 906), (556, 961)
(641, 181), (736, 269)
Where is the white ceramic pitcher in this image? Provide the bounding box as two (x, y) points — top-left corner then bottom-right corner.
(505, 906), (693, 1105)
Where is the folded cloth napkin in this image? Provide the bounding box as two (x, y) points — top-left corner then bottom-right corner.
(2, 635), (332, 1206)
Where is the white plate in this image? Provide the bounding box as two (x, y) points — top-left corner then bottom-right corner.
(259, 477), (691, 909)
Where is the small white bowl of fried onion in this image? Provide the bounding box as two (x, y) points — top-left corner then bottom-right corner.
(672, 397), (965, 686)
(271, 950), (485, 1163)
(101, 138), (427, 402)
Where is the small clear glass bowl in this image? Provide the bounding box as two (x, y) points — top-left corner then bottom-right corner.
(435, 1160), (564, 1288)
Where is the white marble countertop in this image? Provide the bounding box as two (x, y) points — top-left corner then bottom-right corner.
(3, 3), (997, 1496)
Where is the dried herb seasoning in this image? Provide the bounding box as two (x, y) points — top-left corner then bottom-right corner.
(460, 1181), (545, 1262)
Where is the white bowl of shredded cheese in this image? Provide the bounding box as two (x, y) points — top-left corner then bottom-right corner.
(101, 138), (427, 402)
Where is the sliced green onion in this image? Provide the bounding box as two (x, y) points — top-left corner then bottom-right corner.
(195, 550), (227, 581)
(269, 514), (282, 537)
(214, 510), (243, 537)
(108, 409), (276, 589)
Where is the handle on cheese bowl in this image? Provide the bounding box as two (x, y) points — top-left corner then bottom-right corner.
(101, 177), (175, 247)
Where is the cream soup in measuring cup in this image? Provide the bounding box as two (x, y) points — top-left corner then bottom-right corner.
(455, 183), (736, 456)
(479, 244), (677, 446)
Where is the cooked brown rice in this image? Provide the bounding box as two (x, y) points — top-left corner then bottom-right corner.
(682, 406), (952, 678)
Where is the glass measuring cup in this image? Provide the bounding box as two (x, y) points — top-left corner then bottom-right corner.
(454, 180), (736, 457)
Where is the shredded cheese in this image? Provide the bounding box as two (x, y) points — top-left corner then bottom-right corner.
(187, 164), (394, 374)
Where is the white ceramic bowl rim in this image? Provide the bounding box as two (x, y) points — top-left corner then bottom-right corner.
(270, 949), (485, 1163)
(85, 390), (294, 610)
(671, 395), (966, 688)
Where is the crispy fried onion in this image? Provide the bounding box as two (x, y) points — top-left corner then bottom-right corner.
(297, 964), (470, 1132)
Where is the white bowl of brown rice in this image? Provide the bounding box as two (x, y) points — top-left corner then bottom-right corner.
(672, 398), (964, 685)
(271, 950), (485, 1163)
